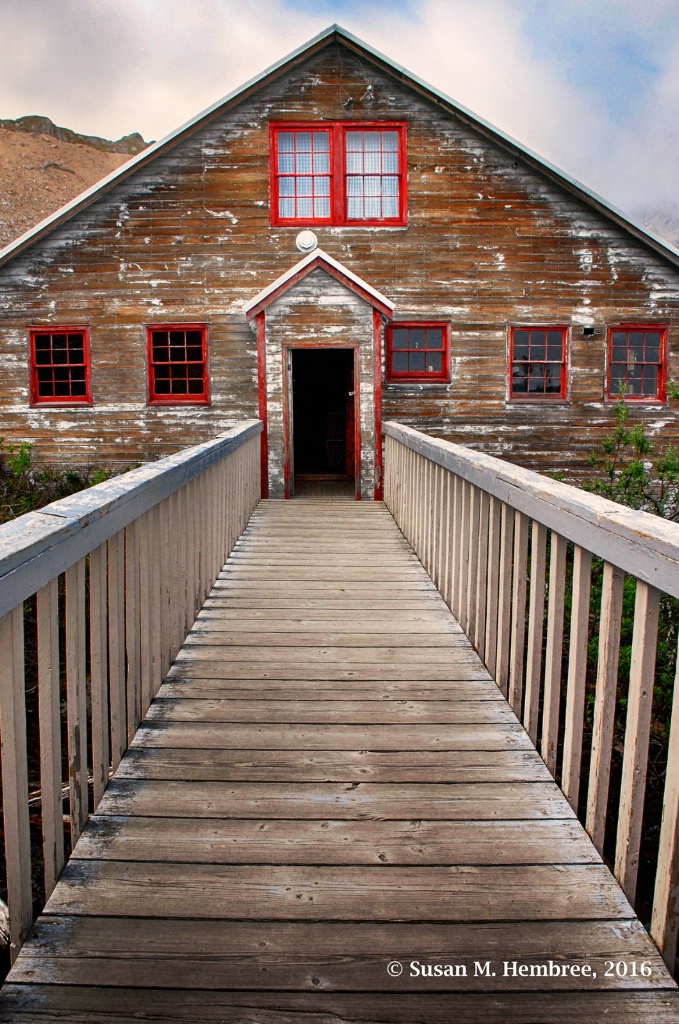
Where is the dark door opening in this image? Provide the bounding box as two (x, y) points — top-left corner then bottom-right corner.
(291, 348), (355, 496)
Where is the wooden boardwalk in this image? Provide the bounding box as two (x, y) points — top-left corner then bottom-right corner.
(2, 499), (678, 1022)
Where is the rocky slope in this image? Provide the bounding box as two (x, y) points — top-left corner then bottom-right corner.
(0, 116), (148, 249)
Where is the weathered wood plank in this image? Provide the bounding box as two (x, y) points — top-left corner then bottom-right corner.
(94, 778), (571, 820)
(73, 816), (597, 864)
(11, 917), (668, 991)
(44, 861), (630, 920)
(3, 986), (678, 1023)
(117, 746), (552, 782)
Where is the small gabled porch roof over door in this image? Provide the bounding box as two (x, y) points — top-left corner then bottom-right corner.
(244, 248), (394, 320)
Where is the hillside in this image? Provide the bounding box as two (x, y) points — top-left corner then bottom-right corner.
(0, 116), (148, 249)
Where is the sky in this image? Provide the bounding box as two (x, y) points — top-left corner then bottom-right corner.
(1, 0), (678, 218)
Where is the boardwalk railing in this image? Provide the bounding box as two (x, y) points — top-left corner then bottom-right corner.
(0, 420), (262, 962)
(384, 420), (679, 970)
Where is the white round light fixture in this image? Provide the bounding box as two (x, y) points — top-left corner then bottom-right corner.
(296, 230), (318, 254)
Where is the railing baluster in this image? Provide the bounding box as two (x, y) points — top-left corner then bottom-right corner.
(508, 511), (530, 717)
(138, 513), (153, 721)
(484, 495), (502, 676)
(466, 485), (481, 647)
(458, 481), (471, 633)
(108, 531), (127, 771)
(89, 545), (109, 810)
(562, 546), (592, 811)
(0, 605), (32, 962)
(615, 580), (661, 902)
(651, 635), (679, 968)
(586, 562), (625, 855)
(125, 519), (141, 743)
(495, 503), (514, 699)
(450, 475), (462, 619)
(524, 521), (547, 744)
(474, 490), (490, 657)
(65, 558), (88, 844)
(150, 503), (162, 699)
(37, 578), (64, 895)
(541, 532), (568, 775)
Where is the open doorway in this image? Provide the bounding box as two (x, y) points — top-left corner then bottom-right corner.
(291, 348), (356, 498)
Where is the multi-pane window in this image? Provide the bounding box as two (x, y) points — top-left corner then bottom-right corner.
(275, 131), (331, 221)
(608, 326), (666, 401)
(29, 327), (91, 404)
(270, 122), (406, 226)
(510, 327), (567, 399)
(345, 130), (400, 220)
(147, 325), (210, 404)
(386, 323), (449, 382)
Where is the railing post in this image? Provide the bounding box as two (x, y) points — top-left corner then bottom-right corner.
(615, 581), (661, 902)
(586, 561), (625, 854)
(0, 606), (32, 962)
(508, 511), (530, 717)
(37, 578), (64, 895)
(561, 546), (592, 810)
(541, 532), (568, 776)
(65, 558), (88, 844)
(652, 635), (679, 968)
(523, 521), (547, 743)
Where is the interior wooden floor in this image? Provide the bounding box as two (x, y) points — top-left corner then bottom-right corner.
(2, 499), (678, 1022)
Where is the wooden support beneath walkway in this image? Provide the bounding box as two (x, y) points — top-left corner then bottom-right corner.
(1, 500), (678, 1022)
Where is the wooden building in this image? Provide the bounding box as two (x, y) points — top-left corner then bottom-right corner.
(0, 24), (678, 499)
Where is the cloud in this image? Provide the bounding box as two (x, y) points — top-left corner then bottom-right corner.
(0, 0), (677, 215)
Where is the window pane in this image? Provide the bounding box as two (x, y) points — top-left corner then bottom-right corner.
(279, 198), (295, 218)
(612, 345), (626, 363)
(382, 131), (399, 150)
(313, 132), (329, 151)
(346, 132), (363, 151)
(314, 197), (330, 218)
(278, 133), (295, 152)
(347, 197), (362, 218)
(409, 351), (426, 372)
(315, 177), (330, 197)
(512, 368), (528, 392)
(382, 151), (399, 173)
(645, 332), (661, 362)
(426, 352), (442, 372)
(347, 177), (363, 196)
(297, 176), (313, 197)
(296, 132), (311, 151)
(297, 197), (313, 218)
(410, 329), (426, 350)
(513, 331), (529, 361)
(186, 347), (203, 361)
(278, 153), (294, 174)
(392, 351), (408, 371)
(545, 367), (561, 392)
(382, 196), (399, 217)
(642, 366), (659, 394)
(529, 331), (546, 359)
(313, 152), (329, 174)
(425, 329), (444, 350)
(364, 196), (380, 218)
(295, 153), (312, 174)
(346, 153), (363, 173)
(392, 329), (409, 349)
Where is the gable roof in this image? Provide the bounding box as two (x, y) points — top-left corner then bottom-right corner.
(1, 24), (678, 272)
(245, 247), (394, 319)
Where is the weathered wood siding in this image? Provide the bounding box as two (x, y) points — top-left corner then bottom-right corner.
(0, 41), (678, 475)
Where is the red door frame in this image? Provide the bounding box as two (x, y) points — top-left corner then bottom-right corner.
(282, 344), (362, 501)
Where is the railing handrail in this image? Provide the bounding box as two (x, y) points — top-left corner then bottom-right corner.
(0, 420), (263, 620)
(385, 420), (679, 599)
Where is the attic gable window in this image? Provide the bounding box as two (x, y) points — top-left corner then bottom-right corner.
(607, 326), (667, 402)
(509, 327), (567, 400)
(29, 327), (92, 405)
(386, 323), (450, 382)
(270, 122), (407, 227)
(147, 325), (210, 405)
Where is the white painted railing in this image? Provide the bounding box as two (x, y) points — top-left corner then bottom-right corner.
(0, 420), (262, 963)
(384, 420), (679, 970)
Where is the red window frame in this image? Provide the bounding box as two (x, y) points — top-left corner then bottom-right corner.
(270, 122), (407, 227)
(29, 326), (92, 405)
(386, 322), (450, 383)
(607, 325), (667, 403)
(146, 324), (210, 405)
(509, 326), (568, 401)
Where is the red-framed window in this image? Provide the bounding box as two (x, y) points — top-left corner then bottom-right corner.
(270, 122), (407, 227)
(386, 323), (450, 382)
(29, 327), (92, 405)
(509, 326), (568, 400)
(607, 325), (667, 402)
(147, 324), (210, 405)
